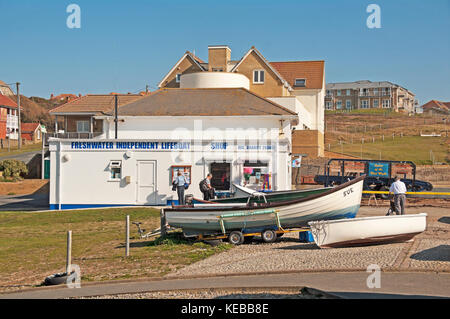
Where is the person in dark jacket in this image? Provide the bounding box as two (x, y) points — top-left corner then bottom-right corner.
(200, 173), (214, 200)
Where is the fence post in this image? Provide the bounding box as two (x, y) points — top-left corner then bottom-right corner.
(66, 230), (72, 274)
(125, 215), (130, 257)
(160, 209), (167, 237)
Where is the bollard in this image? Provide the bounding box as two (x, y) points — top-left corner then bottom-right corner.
(160, 209), (167, 237)
(125, 215), (130, 257)
(66, 230), (72, 274)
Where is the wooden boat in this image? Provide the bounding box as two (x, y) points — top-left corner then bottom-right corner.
(165, 175), (365, 237)
(308, 213), (427, 248)
(200, 184), (332, 205)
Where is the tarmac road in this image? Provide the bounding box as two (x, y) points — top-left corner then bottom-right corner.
(0, 271), (448, 299)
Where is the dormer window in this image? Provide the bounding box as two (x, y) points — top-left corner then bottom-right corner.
(212, 68), (223, 72)
(294, 78), (306, 87)
(175, 73), (181, 83)
(253, 70), (265, 84)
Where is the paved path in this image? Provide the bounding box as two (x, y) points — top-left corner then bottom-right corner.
(0, 193), (49, 211)
(0, 272), (448, 299)
(0, 150), (41, 163)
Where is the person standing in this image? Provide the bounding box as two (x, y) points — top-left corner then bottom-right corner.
(174, 170), (187, 205)
(200, 173), (214, 200)
(389, 176), (407, 215)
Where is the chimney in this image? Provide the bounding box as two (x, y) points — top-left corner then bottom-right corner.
(208, 45), (231, 72)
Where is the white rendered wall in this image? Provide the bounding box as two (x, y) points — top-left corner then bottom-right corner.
(180, 72), (250, 90)
(49, 139), (291, 208)
(267, 97), (311, 131)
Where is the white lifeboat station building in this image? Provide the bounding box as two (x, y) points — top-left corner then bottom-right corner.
(49, 45), (325, 209)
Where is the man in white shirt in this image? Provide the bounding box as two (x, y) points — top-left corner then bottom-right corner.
(389, 176), (407, 215)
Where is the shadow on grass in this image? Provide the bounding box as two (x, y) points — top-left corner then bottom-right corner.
(115, 232), (196, 249)
(410, 245), (450, 262)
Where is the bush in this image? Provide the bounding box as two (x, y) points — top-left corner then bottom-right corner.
(0, 159), (28, 180)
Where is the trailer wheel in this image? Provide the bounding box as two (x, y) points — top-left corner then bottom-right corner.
(228, 231), (244, 245)
(261, 229), (277, 243)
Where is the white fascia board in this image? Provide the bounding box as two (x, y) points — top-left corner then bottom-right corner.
(157, 53), (205, 88)
(230, 48), (293, 91)
(50, 112), (97, 116)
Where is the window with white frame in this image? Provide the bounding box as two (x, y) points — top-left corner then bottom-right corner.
(337, 90), (341, 96)
(382, 99), (391, 108)
(374, 88), (378, 96)
(175, 73), (182, 83)
(294, 78), (306, 87)
(76, 121), (90, 133)
(346, 100), (352, 109)
(336, 101), (342, 109)
(346, 89), (351, 96)
(326, 90), (332, 97)
(373, 99), (379, 108)
(325, 101), (333, 110)
(253, 70), (265, 84)
(361, 100), (369, 109)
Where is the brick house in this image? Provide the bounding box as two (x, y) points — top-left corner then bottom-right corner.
(0, 93), (19, 140)
(21, 123), (42, 143)
(420, 100), (450, 115)
(325, 80), (416, 113)
(158, 45), (325, 157)
(48, 94), (145, 137)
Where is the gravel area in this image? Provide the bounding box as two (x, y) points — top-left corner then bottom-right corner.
(75, 287), (331, 299)
(167, 207), (450, 278)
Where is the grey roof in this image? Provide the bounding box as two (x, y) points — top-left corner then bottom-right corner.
(118, 88), (297, 117)
(326, 80), (411, 93)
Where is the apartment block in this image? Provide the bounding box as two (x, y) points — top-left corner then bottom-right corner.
(325, 80), (416, 113)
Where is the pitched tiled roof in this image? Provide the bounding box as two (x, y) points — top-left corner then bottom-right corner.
(270, 61), (325, 90)
(118, 88), (297, 117)
(421, 100), (449, 111)
(0, 94), (17, 108)
(21, 123), (40, 133)
(49, 94), (144, 115)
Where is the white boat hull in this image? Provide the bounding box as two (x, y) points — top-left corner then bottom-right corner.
(165, 176), (364, 236)
(308, 213), (427, 248)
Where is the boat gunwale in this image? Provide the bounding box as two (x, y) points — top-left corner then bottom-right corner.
(166, 175), (366, 212)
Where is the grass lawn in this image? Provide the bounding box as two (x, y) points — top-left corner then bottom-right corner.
(0, 143), (42, 158)
(330, 136), (449, 164)
(0, 208), (231, 292)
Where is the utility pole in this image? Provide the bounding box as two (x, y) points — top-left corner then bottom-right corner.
(16, 82), (22, 149)
(114, 94), (118, 139)
(145, 84), (149, 94)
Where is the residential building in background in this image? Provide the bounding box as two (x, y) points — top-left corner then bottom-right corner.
(158, 45), (325, 157)
(420, 100), (450, 115)
(0, 80), (14, 96)
(21, 123), (42, 143)
(0, 94), (19, 140)
(325, 80), (416, 113)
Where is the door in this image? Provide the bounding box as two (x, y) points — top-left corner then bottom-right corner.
(137, 161), (157, 204)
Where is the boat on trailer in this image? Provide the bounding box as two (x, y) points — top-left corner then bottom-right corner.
(308, 213), (427, 248)
(165, 175), (365, 239)
(204, 184), (332, 205)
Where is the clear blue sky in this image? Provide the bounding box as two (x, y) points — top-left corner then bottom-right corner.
(1, 0), (449, 104)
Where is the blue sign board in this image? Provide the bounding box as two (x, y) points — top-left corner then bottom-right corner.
(368, 162), (389, 177)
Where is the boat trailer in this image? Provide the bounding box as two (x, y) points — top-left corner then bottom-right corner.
(197, 209), (310, 245)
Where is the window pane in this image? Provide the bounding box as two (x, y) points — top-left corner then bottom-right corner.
(210, 163), (231, 190)
(260, 70), (264, 83)
(253, 71), (259, 83)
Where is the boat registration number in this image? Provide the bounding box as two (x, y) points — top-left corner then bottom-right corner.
(343, 187), (354, 197)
